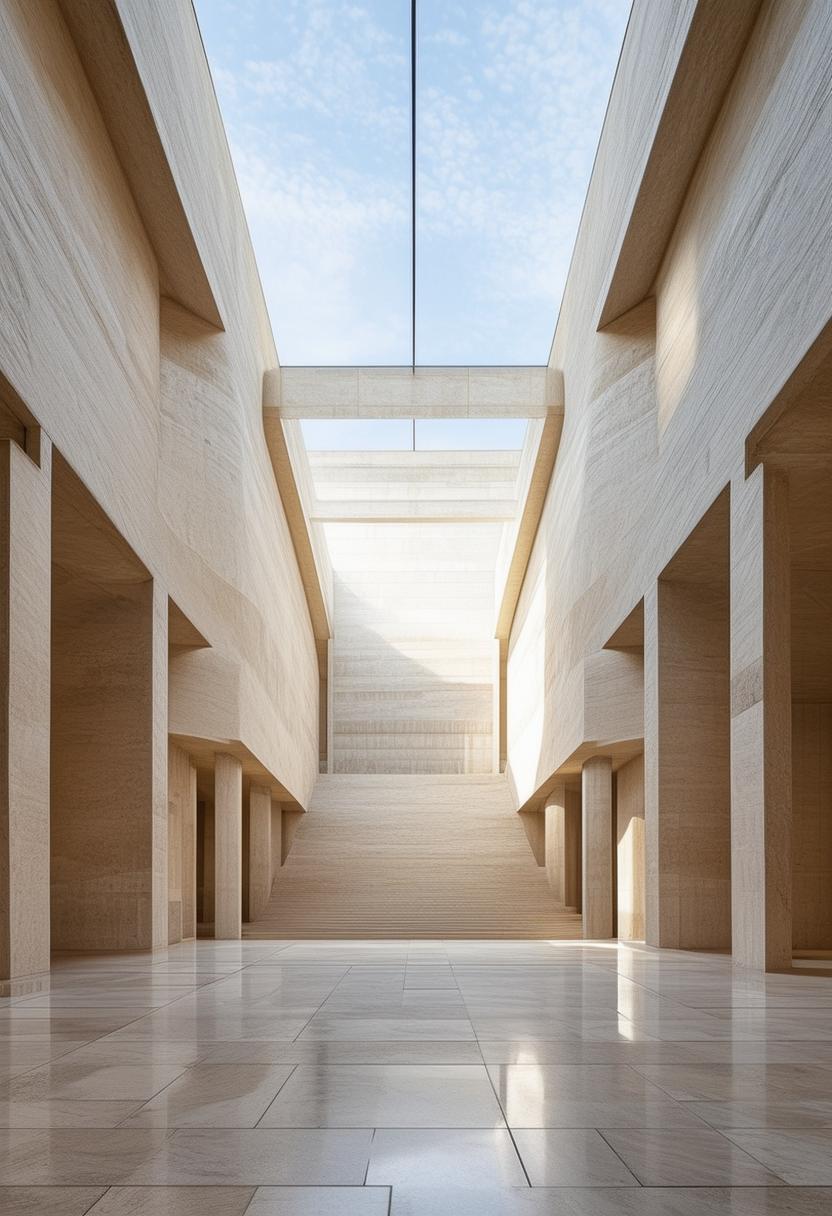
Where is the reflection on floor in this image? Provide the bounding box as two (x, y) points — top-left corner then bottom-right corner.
(2, 941), (832, 1213)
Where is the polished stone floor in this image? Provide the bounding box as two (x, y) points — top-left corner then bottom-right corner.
(2, 940), (832, 1213)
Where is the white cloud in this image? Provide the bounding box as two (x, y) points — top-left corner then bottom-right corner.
(416, 0), (631, 315)
(227, 0), (407, 137)
(230, 141), (410, 363)
(424, 28), (468, 47)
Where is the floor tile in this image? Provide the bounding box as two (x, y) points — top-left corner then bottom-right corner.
(487, 1062), (703, 1127)
(18, 991), (193, 1008)
(633, 1063), (832, 1101)
(7, 1062), (188, 1101)
(0, 1099), (143, 1127)
(85, 1186), (255, 1214)
(0, 1188), (108, 1215)
(55, 1041), (209, 1066)
(196, 1039), (483, 1064)
(0, 1011), (154, 1035)
(0, 1065), (37, 1082)
(0, 1041), (89, 1065)
(0, 1129), (171, 1184)
(477, 1040), (693, 1064)
(511, 1129), (639, 1186)
(122, 1064), (295, 1127)
(122, 1128), (373, 1185)
(468, 1017), (581, 1041)
(472, 1016), (659, 1042)
(259, 1063), (505, 1127)
(319, 999), (466, 1018)
(366, 1128), (527, 1188)
(6, 940), (832, 1203)
(247, 1187), (391, 1214)
(403, 972), (457, 989)
(689, 1098), (832, 1128)
(105, 1015), (311, 1041)
(673, 1041), (832, 1063)
(723, 1129), (832, 1184)
(298, 1017), (475, 1041)
(599, 1127), (786, 1186)
(389, 1187), (832, 1214)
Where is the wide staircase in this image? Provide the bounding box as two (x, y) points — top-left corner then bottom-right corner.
(245, 773), (580, 939)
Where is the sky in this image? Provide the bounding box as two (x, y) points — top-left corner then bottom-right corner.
(193, 0), (631, 371)
(299, 416), (529, 450)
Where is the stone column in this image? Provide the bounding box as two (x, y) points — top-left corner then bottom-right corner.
(730, 465), (792, 971)
(167, 742), (197, 943)
(271, 802), (283, 877)
(214, 753), (242, 939)
(545, 784), (567, 902)
(644, 572), (731, 951)
(149, 581), (168, 949)
(248, 784), (272, 922)
(200, 801), (215, 928)
(0, 436), (51, 991)
(581, 756), (613, 938)
(182, 761), (197, 940)
(616, 754), (645, 941)
(544, 782), (581, 908)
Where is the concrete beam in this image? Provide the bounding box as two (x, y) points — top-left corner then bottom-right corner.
(275, 366), (558, 419)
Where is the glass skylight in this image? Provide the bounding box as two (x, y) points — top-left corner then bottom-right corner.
(301, 417), (528, 451)
(194, 0), (630, 367)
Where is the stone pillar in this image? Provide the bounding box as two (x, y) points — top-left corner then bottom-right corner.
(182, 761), (197, 940)
(616, 754), (645, 941)
(0, 436), (51, 991)
(167, 745), (184, 944)
(271, 802), (283, 876)
(545, 782), (581, 909)
(565, 789), (582, 913)
(149, 582), (168, 949)
(200, 801), (215, 928)
(167, 742), (197, 943)
(545, 784), (567, 902)
(248, 784), (272, 921)
(581, 756), (613, 938)
(214, 753), (242, 939)
(730, 465), (792, 971)
(644, 573), (731, 950)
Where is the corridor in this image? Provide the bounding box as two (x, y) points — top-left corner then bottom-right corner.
(2, 940), (832, 1212)
(1, 0), (831, 1212)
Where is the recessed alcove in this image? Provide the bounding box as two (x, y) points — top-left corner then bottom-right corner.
(50, 455), (166, 952)
(646, 490), (731, 951)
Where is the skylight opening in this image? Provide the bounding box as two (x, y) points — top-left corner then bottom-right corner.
(301, 417), (528, 451)
(194, 0), (630, 367)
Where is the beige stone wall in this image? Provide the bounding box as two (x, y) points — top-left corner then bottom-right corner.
(310, 450), (522, 774)
(326, 521), (500, 774)
(0, 0), (319, 810)
(506, 0), (832, 808)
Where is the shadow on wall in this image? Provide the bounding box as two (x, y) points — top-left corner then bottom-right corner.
(330, 579), (496, 775)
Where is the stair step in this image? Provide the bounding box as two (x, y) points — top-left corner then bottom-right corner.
(245, 774), (582, 941)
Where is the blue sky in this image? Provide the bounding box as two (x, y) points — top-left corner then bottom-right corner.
(194, 0), (630, 370)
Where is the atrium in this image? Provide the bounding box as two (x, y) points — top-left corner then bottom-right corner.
(0, 0), (831, 1211)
